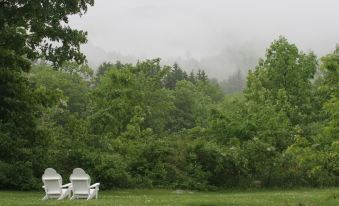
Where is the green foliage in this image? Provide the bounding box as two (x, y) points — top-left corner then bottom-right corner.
(90, 59), (174, 136)
(0, 0), (94, 190)
(283, 140), (338, 187)
(96, 61), (116, 78)
(220, 70), (246, 94)
(31, 63), (92, 115)
(0, 0), (94, 71)
(167, 80), (216, 132)
(316, 46), (339, 145)
(1, 36), (338, 190)
(245, 37), (317, 126)
(0, 66), (53, 189)
(163, 63), (188, 90)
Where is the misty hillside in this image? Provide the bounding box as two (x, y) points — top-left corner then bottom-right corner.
(83, 42), (262, 81)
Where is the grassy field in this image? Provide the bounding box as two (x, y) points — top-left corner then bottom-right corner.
(0, 188), (338, 206)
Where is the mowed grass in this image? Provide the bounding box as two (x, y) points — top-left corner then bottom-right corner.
(1, 188), (338, 206)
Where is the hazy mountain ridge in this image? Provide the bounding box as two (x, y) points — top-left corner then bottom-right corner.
(83, 42), (263, 81)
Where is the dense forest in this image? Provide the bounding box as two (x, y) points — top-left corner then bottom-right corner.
(0, 1), (338, 191)
(1, 38), (338, 190)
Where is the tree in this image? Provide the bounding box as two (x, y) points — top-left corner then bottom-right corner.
(31, 63), (93, 115)
(90, 59), (174, 137)
(245, 37), (317, 126)
(0, 0), (94, 71)
(188, 70), (196, 84)
(0, 0), (94, 189)
(317, 45), (339, 103)
(315, 46), (339, 145)
(220, 69), (246, 94)
(96, 62), (115, 78)
(197, 69), (208, 82)
(163, 63), (188, 89)
(168, 80), (212, 132)
(197, 79), (224, 103)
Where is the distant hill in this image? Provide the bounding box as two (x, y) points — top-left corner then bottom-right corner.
(82, 42), (263, 81)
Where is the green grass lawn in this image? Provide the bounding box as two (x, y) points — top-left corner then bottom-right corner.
(1, 188), (338, 206)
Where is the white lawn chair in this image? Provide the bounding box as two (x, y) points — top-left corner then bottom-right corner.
(41, 168), (72, 200)
(69, 168), (100, 200)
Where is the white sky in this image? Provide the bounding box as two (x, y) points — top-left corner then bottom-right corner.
(69, 0), (339, 78)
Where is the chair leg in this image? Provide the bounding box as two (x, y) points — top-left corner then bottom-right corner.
(58, 192), (67, 200)
(87, 190), (96, 200)
(42, 195), (48, 200)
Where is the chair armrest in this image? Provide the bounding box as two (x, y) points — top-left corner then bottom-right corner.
(89, 183), (100, 188)
(42, 186), (45, 189)
(62, 183), (72, 188)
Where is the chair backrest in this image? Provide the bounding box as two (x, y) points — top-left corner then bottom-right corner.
(42, 168), (62, 195)
(70, 168), (91, 195)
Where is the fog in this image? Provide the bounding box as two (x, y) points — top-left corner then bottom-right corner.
(69, 0), (339, 80)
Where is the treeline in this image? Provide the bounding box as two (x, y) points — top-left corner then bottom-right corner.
(0, 37), (338, 190)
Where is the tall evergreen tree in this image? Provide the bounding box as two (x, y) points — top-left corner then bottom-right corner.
(163, 63), (188, 89)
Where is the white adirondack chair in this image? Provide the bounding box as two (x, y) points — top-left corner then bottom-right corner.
(69, 168), (100, 200)
(41, 168), (72, 200)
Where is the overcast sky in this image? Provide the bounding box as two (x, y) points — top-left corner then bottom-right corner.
(69, 0), (339, 78)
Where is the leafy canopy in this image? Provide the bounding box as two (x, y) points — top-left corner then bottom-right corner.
(0, 0), (94, 71)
